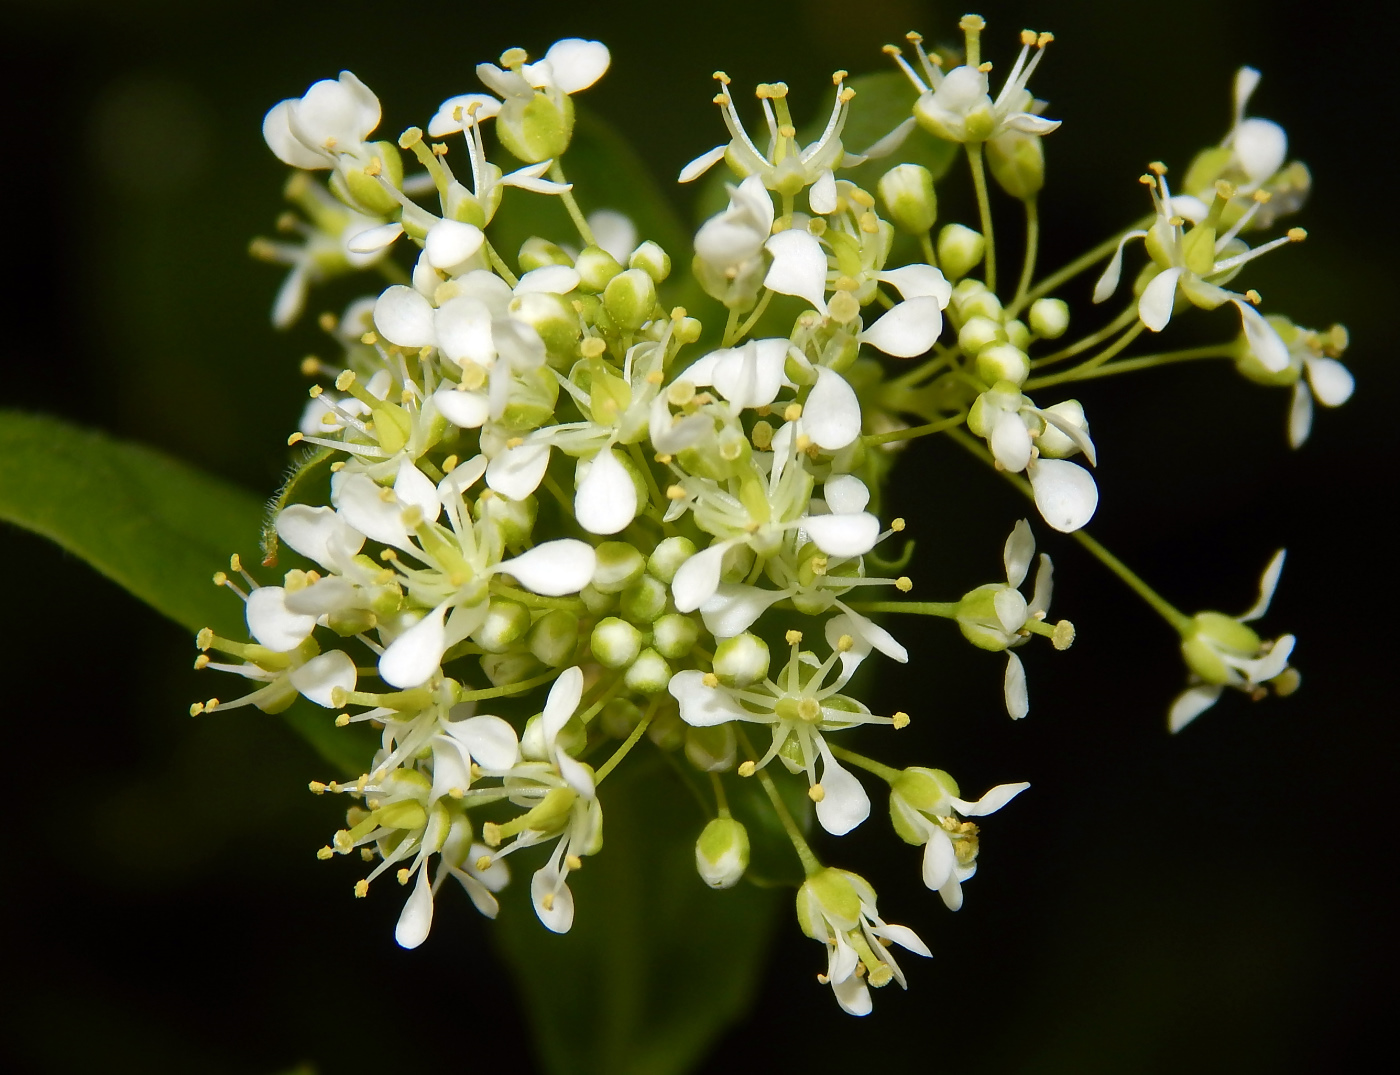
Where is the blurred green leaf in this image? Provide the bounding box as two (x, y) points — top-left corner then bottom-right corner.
(0, 410), (370, 774)
(494, 753), (781, 1075)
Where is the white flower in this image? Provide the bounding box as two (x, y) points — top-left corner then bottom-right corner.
(1235, 317), (1354, 448)
(475, 39), (611, 163)
(263, 71), (381, 171)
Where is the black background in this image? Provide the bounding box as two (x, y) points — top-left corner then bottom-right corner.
(2, 0), (1393, 1072)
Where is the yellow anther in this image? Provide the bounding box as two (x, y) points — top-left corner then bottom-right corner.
(713, 93), (731, 106)
(476, 855), (493, 871)
(566, 854), (583, 871)
(851, 188), (875, 208)
(1037, 31), (1055, 46)
(442, 454), (459, 474)
(1138, 174), (1156, 186)
(655, 453), (673, 465)
(1020, 29), (1037, 45)
(309, 780), (328, 795)
(335, 713), (350, 727)
(891, 518), (906, 532)
(860, 212), (880, 234)
(316, 846), (333, 860)
(831, 69), (849, 84)
(1052, 620), (1076, 650)
(396, 868), (411, 885)
(188, 702), (204, 717)
(1245, 289), (1262, 304)
(360, 331), (378, 345)
(702, 672), (720, 688)
(196, 627), (213, 650)
(905, 30), (924, 43)
(810, 556), (828, 576)
(712, 71), (731, 84)
(978, 61), (993, 72)
(448, 787), (464, 799)
(786, 629), (804, 645)
(506, 436), (525, 449)
(193, 654), (210, 670)
(1253, 189), (1273, 203)
(335, 369), (357, 391)
(837, 634), (854, 652)
(1148, 161), (1168, 175)
(212, 571), (229, 588)
(431, 142), (448, 157)
(738, 760), (757, 777)
(364, 157), (382, 177)
(330, 461), (345, 472)
(647, 369), (664, 385)
(483, 822), (502, 847)
(360, 847), (375, 862)
(882, 43), (903, 56)
(307, 384), (324, 401)
(229, 553), (243, 574)
(666, 484), (687, 500)
(892, 711), (910, 729)
(205, 698), (220, 712)
(795, 434), (813, 452)
(808, 783), (826, 802)
(1288, 227), (1307, 242)
(286, 432), (304, 446)
(895, 576), (913, 592)
(354, 879), (369, 898)
(317, 311), (338, 333)
(542, 893), (556, 911)
(580, 336), (607, 358)
(1168, 216), (1185, 228)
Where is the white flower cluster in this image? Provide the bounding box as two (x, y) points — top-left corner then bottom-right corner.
(209, 15), (1348, 1016)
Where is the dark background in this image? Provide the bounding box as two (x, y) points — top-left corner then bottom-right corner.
(2, 0), (1392, 1071)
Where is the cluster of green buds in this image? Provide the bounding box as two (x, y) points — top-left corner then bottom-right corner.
(198, 14), (1350, 1015)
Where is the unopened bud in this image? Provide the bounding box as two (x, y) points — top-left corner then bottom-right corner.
(603, 268), (658, 331)
(685, 723), (736, 772)
(975, 342), (1030, 387)
(624, 648), (672, 694)
(593, 541), (647, 594)
(472, 598), (531, 653)
(937, 223), (986, 281)
(620, 575), (669, 625)
(653, 613), (701, 659)
(528, 608), (581, 667)
(497, 90), (574, 163)
(695, 817), (750, 888)
(713, 632), (771, 687)
(1028, 297), (1070, 339)
(575, 245), (624, 292)
(518, 236), (574, 272)
(628, 240), (672, 282)
(1036, 399), (1089, 459)
(878, 163), (938, 234)
(648, 536), (697, 584)
(591, 616), (643, 669)
(958, 315), (1004, 355)
(986, 129), (1045, 200)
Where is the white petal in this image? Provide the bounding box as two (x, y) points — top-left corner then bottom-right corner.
(272, 266), (308, 330)
(1233, 66), (1262, 123)
(499, 540), (597, 596)
(276, 504), (365, 568)
(831, 973), (872, 1016)
(809, 169), (838, 214)
(678, 145), (727, 183)
(434, 296), (495, 366)
(379, 604), (448, 688)
(453, 868), (501, 919)
(1003, 518), (1035, 588)
(262, 99), (326, 169)
(672, 543), (728, 613)
(515, 265), (581, 295)
(394, 459), (441, 524)
(246, 586), (316, 652)
(1028, 459), (1098, 533)
(828, 930), (860, 984)
(1005, 111), (1061, 135)
(544, 38), (611, 94)
(1234, 298), (1289, 373)
(1138, 267), (1183, 332)
(374, 285), (437, 348)
(557, 752), (596, 799)
(994, 587), (1028, 634)
(1240, 549), (1286, 622)
(803, 367), (862, 450)
(486, 441), (551, 499)
(1092, 230), (1147, 304)
(939, 874), (965, 912)
(711, 338), (789, 410)
(823, 474), (870, 515)
(837, 606), (908, 664)
(1232, 117), (1287, 184)
(860, 296), (943, 358)
(800, 512), (880, 557)
(1305, 357), (1354, 407)
(531, 867), (575, 933)
(1168, 684), (1223, 733)
(1239, 633), (1295, 683)
(815, 741), (871, 836)
(447, 714), (522, 770)
(1036, 401), (1098, 466)
(921, 828), (956, 890)
(1004, 652), (1029, 719)
(668, 669), (750, 727)
(427, 93), (501, 136)
(336, 473), (414, 551)
(860, 115), (916, 159)
(394, 862), (435, 949)
(872, 922), (932, 958)
(574, 449), (638, 535)
(877, 265), (952, 306)
(433, 387), (491, 429)
(429, 735), (473, 803)
(1028, 554), (1054, 618)
(347, 222), (404, 254)
(426, 220), (485, 271)
(289, 650), (357, 707)
(283, 576), (357, 617)
(467, 841), (510, 892)
(1168, 195), (1210, 224)
(990, 410), (1032, 473)
(763, 230), (829, 315)
(588, 209), (636, 264)
(952, 781), (1030, 817)
(700, 584), (788, 639)
(437, 455), (488, 504)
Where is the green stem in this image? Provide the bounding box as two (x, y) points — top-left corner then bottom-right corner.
(577, 675), (628, 726)
(457, 668), (560, 702)
(1046, 345), (1232, 383)
(1031, 304), (1137, 369)
(481, 237), (519, 287)
(919, 231), (938, 267)
(549, 161), (596, 247)
(1014, 198), (1039, 307)
(966, 142), (996, 292)
(1004, 213), (1154, 319)
(738, 729), (821, 877)
(888, 345), (959, 391)
(487, 581), (584, 611)
(595, 698), (658, 783)
(847, 600), (959, 617)
(863, 412), (967, 447)
(827, 744), (902, 784)
(1024, 322), (1145, 390)
(709, 771), (731, 819)
(727, 289), (775, 345)
(945, 427), (1192, 633)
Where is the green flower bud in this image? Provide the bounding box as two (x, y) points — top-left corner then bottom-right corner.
(473, 492), (537, 550)
(575, 245), (623, 292)
(628, 240), (671, 283)
(958, 315), (1004, 355)
(673, 315), (703, 345)
(986, 129), (1045, 200)
(937, 223), (986, 281)
(1029, 297), (1070, 339)
(1004, 318), (1031, 350)
(957, 285), (1003, 323)
(878, 163), (938, 234)
(646, 707), (685, 751)
(472, 598), (531, 653)
(518, 236), (574, 272)
(713, 632), (771, 687)
(652, 613), (700, 659)
(620, 575), (669, 625)
(795, 867), (863, 940)
(889, 767), (959, 844)
(695, 816), (750, 888)
(528, 608), (580, 667)
(481, 650), (543, 686)
(684, 723), (737, 772)
(579, 583), (616, 615)
(591, 616), (643, 668)
(603, 268), (658, 332)
(600, 697), (644, 739)
(593, 541), (647, 594)
(647, 536), (697, 584)
(975, 342), (1031, 387)
(498, 90), (575, 164)
(510, 292), (581, 364)
(327, 608), (377, 637)
(624, 648), (672, 694)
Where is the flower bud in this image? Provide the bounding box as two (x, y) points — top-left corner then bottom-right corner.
(600, 697), (644, 739)
(620, 575), (669, 625)
(976, 342), (1030, 387)
(986, 129), (1045, 200)
(528, 608), (580, 667)
(958, 315), (1004, 355)
(685, 723), (736, 773)
(1181, 612), (1263, 684)
(1036, 399), (1089, 459)
(673, 315), (703, 345)
(579, 583), (616, 615)
(648, 536), (697, 584)
(603, 268), (658, 331)
(497, 90), (574, 164)
(937, 223), (986, 281)
(481, 650), (543, 686)
(647, 706), (685, 751)
(518, 236), (574, 272)
(957, 285), (1003, 323)
(889, 766), (958, 843)
(695, 817), (750, 888)
(713, 632), (771, 687)
(796, 868), (863, 940)
(1004, 318), (1031, 350)
(473, 493), (537, 550)
(593, 541), (647, 594)
(510, 292), (581, 364)
(652, 613), (700, 659)
(625, 648), (672, 694)
(1029, 297), (1070, 339)
(628, 240), (671, 283)
(878, 163), (938, 234)
(472, 598), (531, 653)
(591, 616), (643, 669)
(575, 245), (623, 292)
